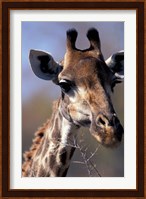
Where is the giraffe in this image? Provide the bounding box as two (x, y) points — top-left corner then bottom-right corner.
(22, 28), (124, 177)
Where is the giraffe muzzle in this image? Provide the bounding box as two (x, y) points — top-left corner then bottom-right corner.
(90, 113), (124, 147)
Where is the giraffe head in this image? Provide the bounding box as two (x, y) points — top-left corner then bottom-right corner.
(29, 28), (124, 147)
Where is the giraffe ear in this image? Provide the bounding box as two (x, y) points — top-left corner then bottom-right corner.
(29, 49), (63, 84)
(106, 51), (124, 80)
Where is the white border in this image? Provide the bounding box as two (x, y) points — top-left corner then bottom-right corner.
(10, 10), (136, 189)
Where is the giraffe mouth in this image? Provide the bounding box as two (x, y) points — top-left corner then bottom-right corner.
(74, 119), (91, 127)
(72, 112), (91, 127)
(68, 105), (123, 146)
(68, 106), (91, 127)
(90, 120), (124, 147)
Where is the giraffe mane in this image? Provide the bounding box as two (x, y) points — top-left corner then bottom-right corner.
(22, 119), (50, 176)
(22, 101), (60, 176)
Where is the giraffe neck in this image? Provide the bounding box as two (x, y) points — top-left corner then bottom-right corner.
(25, 101), (78, 177)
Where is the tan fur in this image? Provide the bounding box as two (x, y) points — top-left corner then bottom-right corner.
(22, 119), (50, 176)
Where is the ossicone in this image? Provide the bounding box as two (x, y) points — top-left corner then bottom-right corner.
(66, 28), (101, 53)
(87, 28), (101, 50)
(66, 29), (78, 51)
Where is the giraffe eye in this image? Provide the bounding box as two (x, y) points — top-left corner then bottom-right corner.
(59, 79), (72, 93)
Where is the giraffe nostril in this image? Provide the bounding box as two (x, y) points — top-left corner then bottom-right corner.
(96, 115), (108, 127)
(96, 113), (118, 128)
(98, 117), (106, 125)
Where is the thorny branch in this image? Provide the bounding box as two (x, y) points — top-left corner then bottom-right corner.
(67, 134), (102, 177)
(48, 134), (102, 177)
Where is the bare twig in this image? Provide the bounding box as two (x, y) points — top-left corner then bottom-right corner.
(68, 133), (102, 177)
(49, 133), (102, 177)
(72, 161), (85, 165)
(86, 145), (100, 162)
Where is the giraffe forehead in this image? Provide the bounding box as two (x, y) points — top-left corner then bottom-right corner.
(60, 56), (102, 82)
(63, 50), (100, 68)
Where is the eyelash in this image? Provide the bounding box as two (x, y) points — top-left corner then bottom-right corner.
(59, 79), (72, 93)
